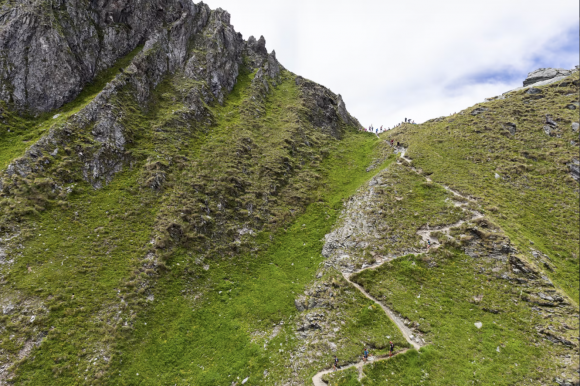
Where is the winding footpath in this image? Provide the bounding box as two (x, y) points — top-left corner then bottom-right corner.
(311, 149), (482, 385)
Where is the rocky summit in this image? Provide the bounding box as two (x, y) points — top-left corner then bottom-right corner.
(0, 1), (578, 386)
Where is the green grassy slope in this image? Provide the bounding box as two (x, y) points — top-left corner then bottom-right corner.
(322, 76), (579, 385)
(0, 46), (402, 383)
(5, 169), (160, 384)
(323, 161), (578, 386)
(1, 25), (577, 385)
(111, 149), (400, 385)
(353, 250), (573, 385)
(386, 75), (580, 302)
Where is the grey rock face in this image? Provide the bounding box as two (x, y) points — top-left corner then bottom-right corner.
(572, 122), (579, 132)
(0, 2), (284, 189)
(295, 77), (361, 139)
(0, 0), (198, 112)
(523, 68), (574, 87)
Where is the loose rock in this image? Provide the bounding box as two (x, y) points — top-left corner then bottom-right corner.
(471, 107), (488, 116)
(568, 159), (579, 181)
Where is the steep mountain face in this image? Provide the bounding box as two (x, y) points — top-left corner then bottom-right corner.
(0, 0), (197, 112)
(0, 1), (578, 385)
(0, 1), (373, 385)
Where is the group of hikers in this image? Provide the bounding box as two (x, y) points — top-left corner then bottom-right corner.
(331, 342), (395, 371)
(360, 118), (417, 134)
(388, 139), (401, 148)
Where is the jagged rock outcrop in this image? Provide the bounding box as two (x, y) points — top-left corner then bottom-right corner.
(0, 0), (199, 112)
(0, 2), (282, 193)
(523, 67), (577, 87)
(296, 76), (360, 139)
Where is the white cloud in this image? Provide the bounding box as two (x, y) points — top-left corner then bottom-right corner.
(202, 0), (579, 127)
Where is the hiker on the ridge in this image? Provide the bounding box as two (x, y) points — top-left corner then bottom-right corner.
(389, 341), (395, 357)
(333, 355), (339, 371)
(427, 239), (431, 248)
(363, 347), (369, 363)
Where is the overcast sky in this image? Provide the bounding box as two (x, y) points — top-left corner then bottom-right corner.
(203, 0), (579, 128)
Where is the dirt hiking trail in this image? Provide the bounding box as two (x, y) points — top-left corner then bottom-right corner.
(311, 149), (484, 385)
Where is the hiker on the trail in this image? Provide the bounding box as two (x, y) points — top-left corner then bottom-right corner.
(390, 139), (394, 146)
(396, 142), (400, 147)
(363, 347), (369, 363)
(333, 355), (339, 371)
(389, 341), (395, 357)
(427, 239), (431, 248)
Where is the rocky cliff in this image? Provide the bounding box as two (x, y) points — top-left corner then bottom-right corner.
(0, 0), (197, 112)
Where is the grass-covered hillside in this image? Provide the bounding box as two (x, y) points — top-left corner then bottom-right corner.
(0, 1), (578, 384)
(388, 74), (580, 302)
(0, 5), (398, 383)
(319, 72), (579, 386)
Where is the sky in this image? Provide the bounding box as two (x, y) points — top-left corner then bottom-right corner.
(202, 0), (579, 128)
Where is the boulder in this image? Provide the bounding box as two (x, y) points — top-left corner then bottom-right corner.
(523, 68), (573, 87)
(471, 107), (488, 116)
(569, 159), (579, 181)
(572, 122), (579, 132)
(504, 122), (517, 135)
(545, 115), (558, 127)
(525, 88), (542, 95)
(294, 296), (308, 311)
